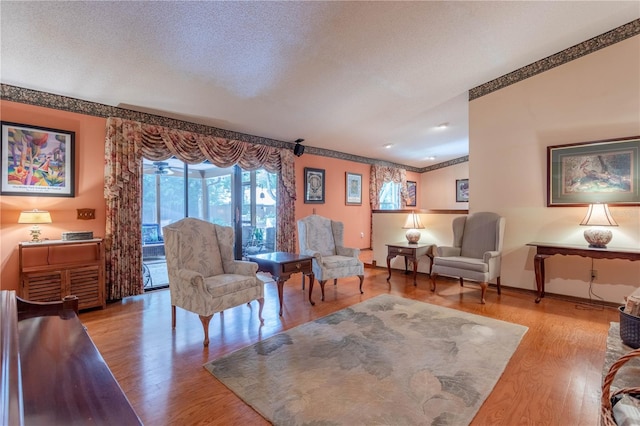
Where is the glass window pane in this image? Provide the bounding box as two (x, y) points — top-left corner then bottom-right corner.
(379, 181), (400, 210)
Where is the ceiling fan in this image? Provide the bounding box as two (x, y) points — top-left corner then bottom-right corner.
(143, 161), (174, 175)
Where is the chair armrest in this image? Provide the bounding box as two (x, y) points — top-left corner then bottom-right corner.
(176, 269), (205, 287)
(483, 251), (501, 262)
(301, 249), (323, 262)
(436, 246), (461, 257)
(336, 245), (360, 258)
(224, 260), (258, 276)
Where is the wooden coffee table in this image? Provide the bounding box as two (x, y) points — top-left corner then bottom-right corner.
(246, 252), (315, 316)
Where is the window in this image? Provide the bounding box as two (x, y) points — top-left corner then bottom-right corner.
(379, 181), (401, 210)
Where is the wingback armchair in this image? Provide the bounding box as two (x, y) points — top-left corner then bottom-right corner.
(163, 218), (264, 347)
(430, 212), (505, 304)
(297, 215), (364, 301)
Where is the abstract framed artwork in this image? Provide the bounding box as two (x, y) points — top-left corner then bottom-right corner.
(406, 180), (417, 207)
(456, 179), (469, 202)
(345, 172), (362, 205)
(547, 136), (640, 206)
(304, 167), (325, 204)
(1, 121), (75, 197)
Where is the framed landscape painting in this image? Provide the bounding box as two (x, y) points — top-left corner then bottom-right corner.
(547, 136), (640, 206)
(304, 167), (325, 204)
(1, 121), (75, 197)
(345, 172), (362, 205)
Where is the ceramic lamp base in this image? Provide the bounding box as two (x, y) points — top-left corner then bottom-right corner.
(405, 229), (421, 244)
(584, 227), (612, 248)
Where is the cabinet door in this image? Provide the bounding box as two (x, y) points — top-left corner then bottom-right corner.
(22, 271), (64, 302)
(69, 265), (103, 310)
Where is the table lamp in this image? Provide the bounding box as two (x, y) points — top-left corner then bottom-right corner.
(18, 209), (52, 242)
(579, 203), (617, 248)
(402, 211), (424, 244)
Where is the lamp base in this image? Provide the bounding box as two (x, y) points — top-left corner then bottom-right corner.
(584, 227), (612, 248)
(405, 229), (421, 244)
(29, 225), (43, 243)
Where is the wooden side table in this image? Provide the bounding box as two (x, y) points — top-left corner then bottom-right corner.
(246, 252), (314, 316)
(386, 241), (434, 285)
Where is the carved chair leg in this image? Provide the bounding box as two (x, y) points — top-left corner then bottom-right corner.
(459, 277), (464, 287)
(357, 275), (364, 294)
(257, 297), (265, 323)
(496, 276), (502, 295)
(479, 282), (488, 304)
(319, 280), (327, 301)
(172, 305), (176, 329)
(199, 314), (213, 347)
(334, 279), (338, 286)
(430, 273), (438, 292)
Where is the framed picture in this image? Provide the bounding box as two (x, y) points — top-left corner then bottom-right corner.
(406, 180), (417, 207)
(456, 179), (469, 202)
(345, 172), (362, 205)
(304, 167), (325, 203)
(547, 136), (640, 206)
(1, 121), (75, 197)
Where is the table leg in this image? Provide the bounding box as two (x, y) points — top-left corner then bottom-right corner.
(404, 256), (409, 274)
(411, 257), (419, 285)
(386, 255), (393, 281)
(534, 254), (549, 303)
(307, 272), (315, 306)
(277, 278), (285, 316)
(427, 253), (434, 275)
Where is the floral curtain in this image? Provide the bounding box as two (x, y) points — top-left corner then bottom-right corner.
(104, 117), (296, 300)
(369, 164), (409, 210)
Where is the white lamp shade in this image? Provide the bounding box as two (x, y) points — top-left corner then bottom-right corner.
(18, 209), (52, 224)
(402, 212), (424, 230)
(579, 203), (618, 227)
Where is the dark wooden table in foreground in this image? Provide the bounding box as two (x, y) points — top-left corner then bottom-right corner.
(247, 252), (315, 316)
(527, 242), (640, 303)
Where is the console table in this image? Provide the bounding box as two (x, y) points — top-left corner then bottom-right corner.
(386, 241), (434, 285)
(527, 242), (640, 303)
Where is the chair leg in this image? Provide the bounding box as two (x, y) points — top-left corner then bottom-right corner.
(171, 305), (176, 329)
(479, 282), (488, 304)
(257, 297), (265, 323)
(459, 277), (464, 287)
(319, 280), (327, 301)
(357, 275), (364, 294)
(496, 276), (502, 295)
(430, 273), (437, 292)
(334, 279), (338, 286)
(199, 314), (213, 347)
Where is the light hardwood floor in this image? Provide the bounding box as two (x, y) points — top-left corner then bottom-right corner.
(80, 266), (618, 425)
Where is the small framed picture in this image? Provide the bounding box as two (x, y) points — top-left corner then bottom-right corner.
(304, 167), (325, 204)
(406, 180), (417, 207)
(1, 121), (75, 197)
(456, 179), (469, 202)
(345, 172), (362, 205)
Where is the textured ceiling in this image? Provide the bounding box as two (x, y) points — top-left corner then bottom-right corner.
(1, 1), (638, 168)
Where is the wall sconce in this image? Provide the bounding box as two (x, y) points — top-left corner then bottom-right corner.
(579, 203), (618, 248)
(402, 211), (424, 244)
(18, 209), (52, 242)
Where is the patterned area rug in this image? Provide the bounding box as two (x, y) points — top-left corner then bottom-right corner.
(204, 294), (528, 425)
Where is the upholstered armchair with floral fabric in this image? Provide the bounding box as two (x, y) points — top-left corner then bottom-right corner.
(430, 212), (505, 304)
(163, 218), (264, 347)
(297, 214), (364, 301)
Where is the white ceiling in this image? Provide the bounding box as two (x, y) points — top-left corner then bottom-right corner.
(1, 1), (638, 168)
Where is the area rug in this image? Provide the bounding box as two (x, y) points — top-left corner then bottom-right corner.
(204, 294), (528, 425)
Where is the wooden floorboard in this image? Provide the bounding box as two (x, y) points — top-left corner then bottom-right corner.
(79, 266), (618, 425)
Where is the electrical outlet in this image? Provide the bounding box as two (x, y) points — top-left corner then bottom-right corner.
(360, 232), (364, 238)
(590, 269), (598, 280)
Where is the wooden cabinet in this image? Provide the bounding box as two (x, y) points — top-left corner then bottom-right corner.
(19, 239), (106, 310)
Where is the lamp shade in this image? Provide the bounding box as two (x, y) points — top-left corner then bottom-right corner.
(402, 212), (424, 244)
(18, 209), (52, 224)
(579, 203), (617, 248)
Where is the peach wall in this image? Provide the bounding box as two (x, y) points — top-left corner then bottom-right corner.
(1, 100), (108, 292)
(292, 153), (420, 250)
(421, 161), (468, 210)
(469, 35), (640, 303)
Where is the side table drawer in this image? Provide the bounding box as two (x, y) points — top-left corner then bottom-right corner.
(282, 259), (312, 273)
(388, 247), (413, 257)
